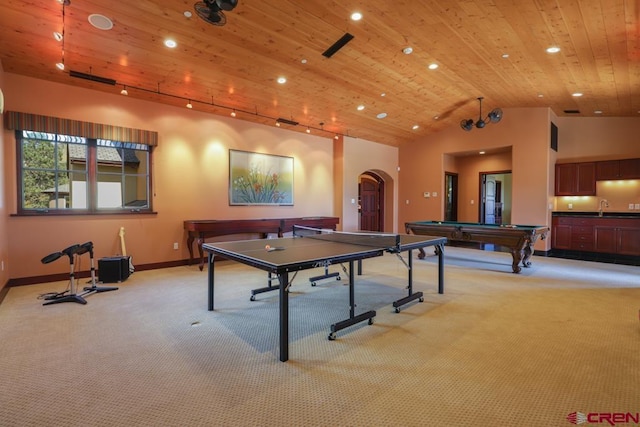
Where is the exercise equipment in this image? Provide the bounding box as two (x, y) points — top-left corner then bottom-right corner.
(40, 241), (119, 306)
(40, 244), (88, 306)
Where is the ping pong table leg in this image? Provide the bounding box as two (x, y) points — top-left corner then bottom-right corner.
(437, 243), (444, 294)
(279, 272), (289, 362)
(207, 252), (215, 311)
(392, 248), (424, 312)
(328, 260), (376, 340)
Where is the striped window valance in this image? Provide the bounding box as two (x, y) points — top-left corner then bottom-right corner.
(4, 111), (158, 146)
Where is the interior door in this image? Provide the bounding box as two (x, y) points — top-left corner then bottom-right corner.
(360, 177), (380, 231)
(484, 176), (496, 224)
(444, 173), (458, 221)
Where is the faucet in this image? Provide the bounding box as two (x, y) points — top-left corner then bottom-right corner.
(598, 199), (609, 217)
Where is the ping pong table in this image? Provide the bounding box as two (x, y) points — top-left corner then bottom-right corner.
(203, 227), (447, 362)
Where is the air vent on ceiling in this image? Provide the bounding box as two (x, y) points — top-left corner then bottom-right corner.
(276, 118), (299, 126)
(322, 33), (354, 58)
(563, 109), (581, 114)
(69, 70), (116, 86)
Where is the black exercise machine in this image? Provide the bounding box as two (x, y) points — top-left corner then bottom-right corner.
(40, 244), (88, 306)
(40, 241), (118, 306)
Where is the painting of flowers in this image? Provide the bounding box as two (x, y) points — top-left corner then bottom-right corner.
(229, 150), (294, 205)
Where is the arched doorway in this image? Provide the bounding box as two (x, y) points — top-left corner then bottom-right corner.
(359, 172), (384, 231)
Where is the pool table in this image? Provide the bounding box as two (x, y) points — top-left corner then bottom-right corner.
(405, 221), (549, 273)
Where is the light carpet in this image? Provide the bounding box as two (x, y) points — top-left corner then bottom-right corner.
(0, 247), (638, 427)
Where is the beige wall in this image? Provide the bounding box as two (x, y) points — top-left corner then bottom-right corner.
(399, 107), (553, 250)
(3, 71), (639, 282)
(0, 62), (8, 289)
(340, 136), (399, 232)
(2, 74), (339, 279)
(2, 73), (400, 281)
(553, 117), (640, 162)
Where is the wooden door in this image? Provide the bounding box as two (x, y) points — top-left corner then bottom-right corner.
(360, 177), (380, 231)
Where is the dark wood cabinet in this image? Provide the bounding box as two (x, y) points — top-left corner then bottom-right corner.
(619, 159), (640, 179)
(554, 216), (640, 256)
(595, 158), (640, 180)
(555, 162), (596, 196)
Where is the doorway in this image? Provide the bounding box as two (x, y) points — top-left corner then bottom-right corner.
(480, 171), (511, 224)
(359, 172), (384, 231)
(444, 172), (458, 221)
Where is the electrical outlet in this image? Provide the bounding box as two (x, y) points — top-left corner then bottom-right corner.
(630, 203), (635, 210)
(423, 192), (430, 198)
(635, 204), (640, 210)
(1, 260), (4, 271)
(432, 192), (438, 197)
(173, 242), (179, 250)
(568, 203), (573, 210)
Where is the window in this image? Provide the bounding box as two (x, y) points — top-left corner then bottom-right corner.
(17, 130), (152, 214)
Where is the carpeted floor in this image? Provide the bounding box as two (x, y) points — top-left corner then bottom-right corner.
(0, 247), (638, 427)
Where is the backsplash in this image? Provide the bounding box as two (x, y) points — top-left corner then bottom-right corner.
(554, 180), (640, 212)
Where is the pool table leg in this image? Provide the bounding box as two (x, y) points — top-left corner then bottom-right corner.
(521, 242), (534, 267)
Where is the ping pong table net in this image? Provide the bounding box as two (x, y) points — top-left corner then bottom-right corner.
(293, 225), (401, 252)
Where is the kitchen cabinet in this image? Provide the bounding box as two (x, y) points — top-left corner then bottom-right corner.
(596, 158), (640, 180)
(554, 162), (596, 196)
(553, 215), (640, 256)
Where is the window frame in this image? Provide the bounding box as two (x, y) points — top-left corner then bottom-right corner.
(15, 130), (154, 216)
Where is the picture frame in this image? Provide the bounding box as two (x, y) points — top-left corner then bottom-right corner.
(229, 149), (294, 206)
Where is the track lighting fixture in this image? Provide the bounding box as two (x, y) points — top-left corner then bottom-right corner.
(460, 97), (503, 131)
(55, 0), (68, 71)
(186, 100), (193, 109)
(230, 109), (236, 117)
(120, 85), (128, 95)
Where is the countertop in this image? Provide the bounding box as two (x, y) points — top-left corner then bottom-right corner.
(552, 211), (640, 218)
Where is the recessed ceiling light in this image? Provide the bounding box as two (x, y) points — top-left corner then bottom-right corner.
(376, 112), (387, 119)
(357, 105), (365, 111)
(501, 53), (509, 58)
(88, 14), (113, 30)
(164, 39), (177, 48)
(380, 93), (386, 97)
(433, 115), (439, 120)
(351, 12), (362, 21)
(572, 92), (583, 97)
(594, 110), (603, 114)
(55, 62), (65, 71)
(277, 76), (287, 84)
(546, 46), (561, 53)
(479, 151), (486, 155)
(538, 94), (544, 98)
(428, 63), (438, 70)
(301, 58), (307, 64)
(412, 125), (419, 130)
(53, 32), (63, 42)
(403, 47), (413, 55)
(184, 10), (192, 18)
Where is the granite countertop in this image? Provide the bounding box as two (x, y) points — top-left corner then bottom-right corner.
(552, 211), (640, 218)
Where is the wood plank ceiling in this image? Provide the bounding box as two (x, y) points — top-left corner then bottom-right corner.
(0, 0), (638, 146)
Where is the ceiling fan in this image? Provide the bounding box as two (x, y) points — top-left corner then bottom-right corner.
(194, 0), (238, 26)
(460, 97), (503, 131)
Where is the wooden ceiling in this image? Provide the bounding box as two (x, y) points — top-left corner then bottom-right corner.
(1, 0), (638, 146)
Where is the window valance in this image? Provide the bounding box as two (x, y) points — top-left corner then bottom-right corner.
(4, 111), (158, 146)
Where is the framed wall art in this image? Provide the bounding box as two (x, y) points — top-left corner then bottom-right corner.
(229, 149), (294, 206)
